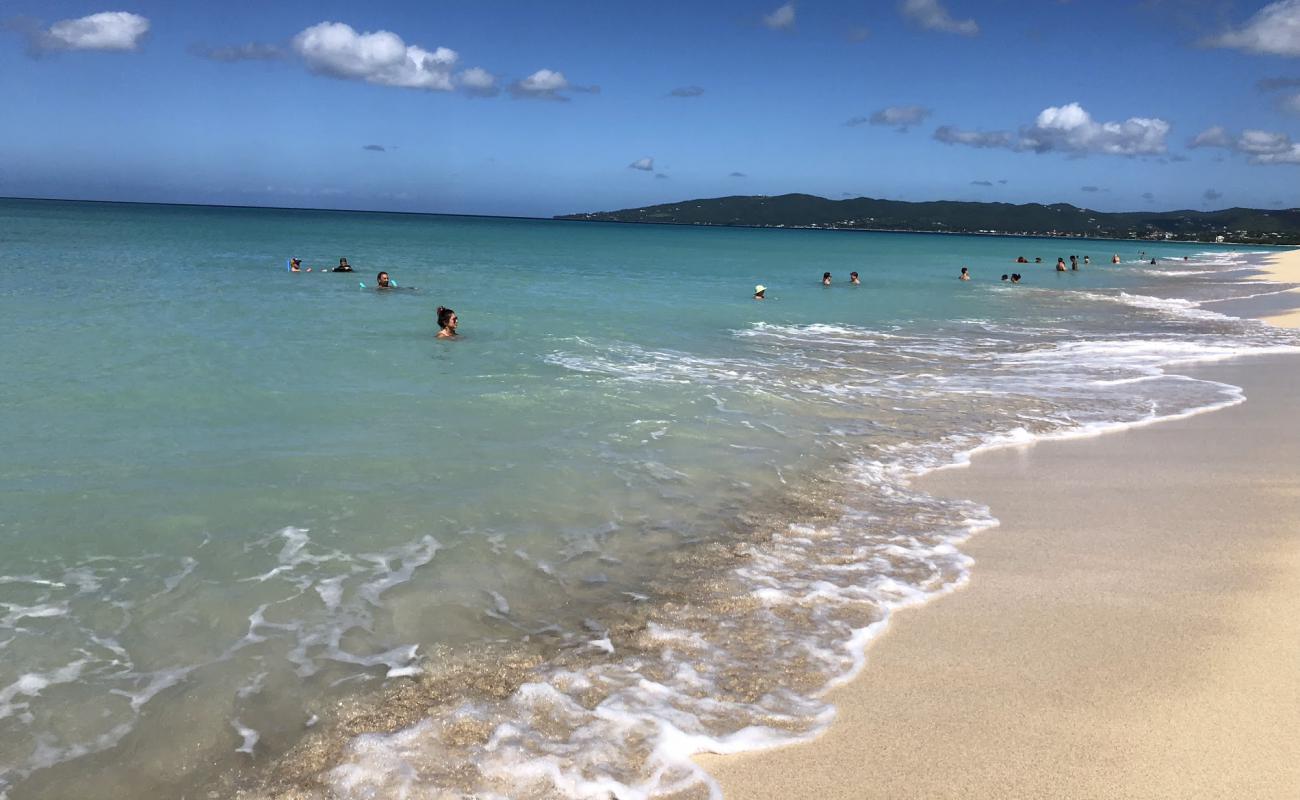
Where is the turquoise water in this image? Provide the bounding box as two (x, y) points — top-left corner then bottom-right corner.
(1, 199), (1297, 798)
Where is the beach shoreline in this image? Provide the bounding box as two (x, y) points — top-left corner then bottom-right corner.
(699, 251), (1300, 798)
(1252, 247), (1300, 328)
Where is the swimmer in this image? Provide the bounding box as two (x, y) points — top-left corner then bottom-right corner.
(1070, 255), (1079, 271)
(333, 258), (354, 273)
(822, 272), (832, 286)
(375, 271), (392, 289)
(1011, 273), (1021, 283)
(1034, 257), (1043, 264)
(1083, 255), (1090, 265)
(1016, 256), (1028, 263)
(754, 284), (766, 300)
(1112, 254), (1120, 264)
(850, 271), (860, 285)
(959, 267), (971, 281)
(1056, 258), (1067, 272)
(436, 306), (458, 338)
(1150, 258), (1157, 265)
(290, 258), (311, 273)
(1001, 274), (1009, 281)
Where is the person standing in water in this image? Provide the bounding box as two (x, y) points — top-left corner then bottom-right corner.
(436, 306), (458, 338)
(1056, 258), (1067, 272)
(959, 267), (971, 281)
(375, 271), (392, 289)
(290, 258), (311, 273)
(754, 284), (766, 300)
(822, 272), (832, 286)
(1070, 255), (1079, 271)
(1112, 254), (1121, 264)
(333, 258), (354, 273)
(850, 272), (860, 285)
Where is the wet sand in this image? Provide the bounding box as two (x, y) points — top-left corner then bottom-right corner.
(699, 285), (1300, 797)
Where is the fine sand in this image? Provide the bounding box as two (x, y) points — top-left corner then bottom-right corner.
(699, 259), (1300, 798)
(1252, 247), (1300, 327)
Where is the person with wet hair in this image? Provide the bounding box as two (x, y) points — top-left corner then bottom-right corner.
(1011, 273), (1021, 283)
(375, 271), (392, 289)
(436, 306), (458, 338)
(959, 267), (971, 281)
(822, 272), (832, 286)
(1056, 258), (1067, 272)
(850, 271), (860, 285)
(1001, 274), (1009, 281)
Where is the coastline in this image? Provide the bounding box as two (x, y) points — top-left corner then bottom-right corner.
(698, 255), (1300, 798)
(1252, 247), (1300, 327)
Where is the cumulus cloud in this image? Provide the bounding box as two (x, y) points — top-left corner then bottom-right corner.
(458, 66), (499, 97)
(901, 0), (979, 36)
(1188, 125), (1300, 164)
(763, 3), (796, 30)
(509, 68), (580, 100)
(970, 180), (993, 186)
(730, 171), (747, 177)
(19, 11), (150, 53)
(191, 42), (282, 62)
(669, 85), (704, 97)
(1204, 0), (1300, 56)
(934, 126), (1014, 148)
(1019, 103), (1168, 155)
(1204, 188), (1223, 202)
(936, 103), (1169, 156)
(629, 157), (654, 171)
(293, 21), (463, 91)
(869, 105), (931, 131)
(363, 144), (386, 152)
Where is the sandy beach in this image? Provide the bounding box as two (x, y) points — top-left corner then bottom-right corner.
(1252, 247), (1300, 327)
(700, 254), (1300, 798)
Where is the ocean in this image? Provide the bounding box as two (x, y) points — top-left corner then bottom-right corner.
(1, 198), (1297, 799)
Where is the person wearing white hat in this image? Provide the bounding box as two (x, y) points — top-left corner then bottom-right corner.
(754, 284), (766, 300)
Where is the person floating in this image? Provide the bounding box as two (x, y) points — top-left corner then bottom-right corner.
(290, 258), (311, 273)
(436, 306), (458, 338)
(822, 272), (832, 286)
(850, 271), (860, 285)
(959, 267), (971, 281)
(1016, 256), (1028, 263)
(375, 271), (392, 289)
(754, 284), (766, 300)
(333, 258), (354, 273)
(1034, 257), (1043, 263)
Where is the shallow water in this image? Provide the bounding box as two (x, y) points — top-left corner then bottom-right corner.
(1, 199), (1297, 798)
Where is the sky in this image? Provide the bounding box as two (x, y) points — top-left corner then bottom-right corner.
(4, 0), (1300, 217)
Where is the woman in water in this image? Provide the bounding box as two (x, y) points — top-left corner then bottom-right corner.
(959, 267), (970, 281)
(822, 272), (832, 286)
(754, 284), (766, 300)
(436, 306), (458, 338)
(850, 271), (860, 285)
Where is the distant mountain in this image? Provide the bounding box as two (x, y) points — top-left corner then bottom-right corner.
(555, 193), (1300, 244)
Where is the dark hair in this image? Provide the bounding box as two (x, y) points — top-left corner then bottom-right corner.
(823, 272), (831, 279)
(1001, 274), (1009, 280)
(376, 271), (388, 282)
(850, 271), (858, 277)
(437, 306), (456, 328)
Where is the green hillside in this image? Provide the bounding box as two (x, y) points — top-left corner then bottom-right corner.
(556, 193), (1300, 244)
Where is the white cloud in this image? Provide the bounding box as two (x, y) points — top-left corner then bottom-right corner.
(935, 103), (1169, 156)
(37, 11), (149, 52)
(933, 126), (1014, 148)
(509, 68), (571, 100)
(458, 66), (499, 97)
(629, 157), (654, 171)
(869, 105), (931, 130)
(1205, 0), (1300, 56)
(900, 0), (978, 36)
(1187, 125), (1300, 164)
(293, 22), (461, 91)
(1019, 102), (1168, 155)
(763, 3), (796, 30)
(1188, 126), (1233, 148)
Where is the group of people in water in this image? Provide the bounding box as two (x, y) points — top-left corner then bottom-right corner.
(285, 256), (458, 338)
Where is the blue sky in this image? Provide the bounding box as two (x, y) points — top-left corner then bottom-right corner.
(4, 0), (1300, 216)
